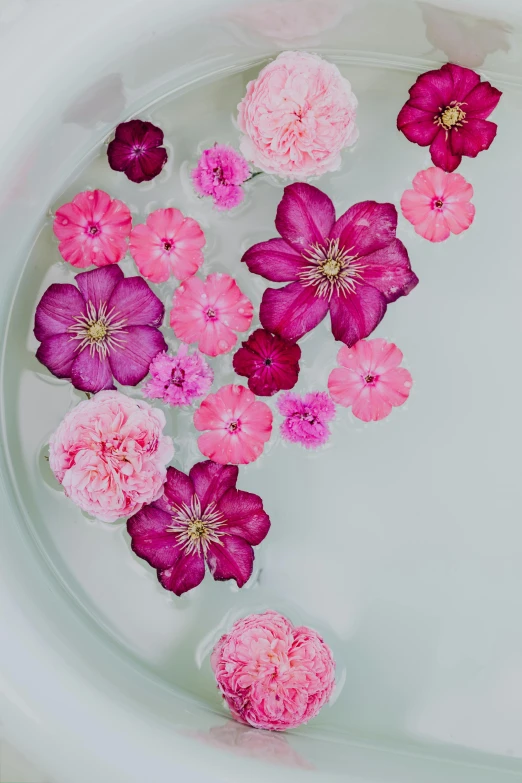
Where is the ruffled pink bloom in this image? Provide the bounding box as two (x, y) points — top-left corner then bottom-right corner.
(170, 273), (253, 357)
(107, 119), (167, 183)
(49, 390), (174, 522)
(194, 384), (273, 464)
(192, 144), (250, 210)
(401, 167), (475, 242)
(233, 329), (301, 396)
(129, 207), (205, 283)
(277, 391), (335, 449)
(397, 62), (502, 172)
(243, 183), (418, 346)
(237, 51), (358, 178)
(127, 460), (270, 595)
(53, 189), (132, 268)
(142, 345), (213, 406)
(211, 611), (335, 731)
(328, 338), (412, 422)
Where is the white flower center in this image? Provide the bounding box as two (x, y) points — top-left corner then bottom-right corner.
(167, 495), (226, 556)
(68, 300), (128, 359)
(299, 238), (366, 300)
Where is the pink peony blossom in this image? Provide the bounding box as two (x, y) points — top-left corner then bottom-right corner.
(49, 390), (174, 522)
(237, 51), (358, 178)
(233, 329), (301, 397)
(53, 189), (132, 268)
(170, 273), (253, 357)
(129, 207), (205, 283)
(328, 338), (412, 422)
(400, 166), (475, 242)
(107, 119), (167, 183)
(211, 611), (335, 731)
(194, 384), (273, 464)
(277, 391), (336, 449)
(192, 144), (250, 210)
(142, 345), (213, 406)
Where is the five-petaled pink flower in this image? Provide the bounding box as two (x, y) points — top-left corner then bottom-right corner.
(127, 460), (271, 595)
(194, 384), (273, 464)
(242, 183), (418, 346)
(129, 207), (205, 282)
(397, 62), (502, 172)
(401, 167), (475, 242)
(277, 391), (336, 449)
(328, 338), (412, 422)
(233, 329), (301, 396)
(211, 611), (335, 731)
(170, 273), (253, 357)
(192, 144), (251, 210)
(143, 345), (213, 407)
(53, 189), (132, 268)
(107, 119), (168, 183)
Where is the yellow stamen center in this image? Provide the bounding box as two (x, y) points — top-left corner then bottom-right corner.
(87, 320), (108, 341)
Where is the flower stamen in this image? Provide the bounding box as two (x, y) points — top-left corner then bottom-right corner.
(168, 496), (226, 556)
(299, 238), (366, 300)
(68, 300), (128, 359)
(435, 100), (467, 136)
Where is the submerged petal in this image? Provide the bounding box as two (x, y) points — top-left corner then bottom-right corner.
(275, 183), (335, 252)
(260, 282), (329, 342)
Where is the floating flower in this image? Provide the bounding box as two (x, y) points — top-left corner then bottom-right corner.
(237, 51), (358, 178)
(142, 346), (213, 407)
(194, 384), (273, 464)
(400, 167), (475, 242)
(127, 460), (270, 595)
(277, 391), (335, 449)
(53, 189), (132, 268)
(242, 183), (418, 346)
(107, 119), (168, 183)
(49, 390), (174, 522)
(192, 144), (250, 210)
(233, 329), (301, 397)
(170, 273), (253, 357)
(211, 611), (335, 731)
(129, 207), (205, 283)
(397, 62), (502, 172)
(34, 265), (167, 393)
(328, 338), (412, 422)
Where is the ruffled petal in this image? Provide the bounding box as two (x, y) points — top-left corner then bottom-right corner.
(259, 282), (329, 342)
(109, 325), (167, 386)
(329, 286), (387, 347)
(274, 183), (335, 252)
(207, 535), (254, 588)
(34, 283), (86, 341)
(242, 238), (304, 282)
(331, 201), (398, 258)
(158, 551), (206, 596)
(70, 349), (115, 392)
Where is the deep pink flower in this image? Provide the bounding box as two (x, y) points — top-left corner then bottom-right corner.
(401, 167), (475, 242)
(192, 144), (250, 210)
(107, 119), (168, 183)
(53, 189), (132, 268)
(129, 207), (205, 283)
(194, 384), (273, 464)
(277, 391), (335, 449)
(328, 338), (412, 422)
(49, 390), (174, 522)
(397, 62), (502, 172)
(233, 329), (301, 396)
(142, 346), (213, 407)
(211, 611), (335, 731)
(242, 183), (418, 346)
(34, 265), (167, 393)
(170, 273), (253, 357)
(127, 460), (271, 595)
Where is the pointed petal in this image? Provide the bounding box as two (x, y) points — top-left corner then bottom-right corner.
(259, 282), (329, 342)
(108, 276), (165, 326)
(218, 488), (270, 545)
(329, 286), (387, 347)
(127, 505), (181, 570)
(275, 183), (335, 253)
(449, 118), (497, 158)
(207, 535), (254, 588)
(35, 333), (79, 378)
(161, 466), (195, 511)
(109, 325), (166, 386)
(34, 283), (86, 341)
(189, 460), (239, 509)
(75, 265), (123, 309)
(362, 239), (419, 303)
(242, 238), (304, 282)
(70, 349), (115, 392)
(429, 129), (462, 172)
(158, 552), (206, 596)
(331, 202), (398, 257)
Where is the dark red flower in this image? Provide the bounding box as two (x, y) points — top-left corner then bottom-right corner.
(397, 62), (502, 172)
(107, 119), (168, 183)
(233, 329), (301, 396)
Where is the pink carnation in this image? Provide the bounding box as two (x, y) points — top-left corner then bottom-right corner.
(237, 51), (358, 178)
(277, 391), (336, 449)
(192, 144), (250, 210)
(211, 611), (335, 731)
(142, 345), (213, 406)
(49, 390), (174, 522)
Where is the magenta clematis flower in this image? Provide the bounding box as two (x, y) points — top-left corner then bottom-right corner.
(127, 460), (271, 596)
(107, 119), (168, 183)
(233, 329), (301, 396)
(397, 62), (502, 173)
(242, 183), (418, 346)
(34, 265), (167, 393)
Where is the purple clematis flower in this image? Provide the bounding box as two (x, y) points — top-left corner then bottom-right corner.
(397, 62), (502, 172)
(242, 183), (418, 346)
(127, 460), (271, 596)
(34, 265), (167, 393)
(107, 120), (168, 183)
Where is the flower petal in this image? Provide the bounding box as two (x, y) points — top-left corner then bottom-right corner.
(331, 201), (398, 257)
(198, 320), (238, 357)
(189, 460), (239, 510)
(109, 325), (167, 386)
(328, 367), (365, 407)
(413, 211), (450, 242)
(351, 385), (392, 422)
(127, 505), (181, 569)
(406, 67), (453, 112)
(161, 466), (195, 510)
(377, 367), (413, 406)
(35, 333), (79, 378)
(362, 239), (419, 303)
(260, 282), (329, 342)
(34, 283), (86, 341)
(218, 488), (271, 545)
(158, 551), (206, 596)
(465, 82), (502, 119)
(275, 183), (335, 252)
(397, 104), (439, 145)
(108, 276), (165, 326)
(429, 129), (462, 172)
(329, 285), (387, 347)
(401, 189), (433, 226)
(70, 349), (115, 392)
(449, 118), (497, 158)
(443, 201), (475, 234)
(241, 238), (304, 282)
(75, 265), (123, 309)
(106, 140), (132, 172)
(207, 534), (254, 587)
(441, 62), (480, 102)
(133, 147), (168, 182)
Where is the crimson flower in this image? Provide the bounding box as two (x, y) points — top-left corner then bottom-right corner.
(233, 329), (301, 396)
(107, 120), (168, 183)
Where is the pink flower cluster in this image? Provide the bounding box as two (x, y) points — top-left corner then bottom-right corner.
(277, 391), (336, 449)
(142, 345), (213, 407)
(192, 144), (250, 210)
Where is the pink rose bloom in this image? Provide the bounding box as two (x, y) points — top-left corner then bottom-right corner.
(49, 390), (174, 522)
(328, 338), (412, 422)
(194, 384), (273, 464)
(211, 611), (335, 731)
(400, 167), (475, 243)
(237, 51), (358, 178)
(192, 144), (250, 210)
(170, 273), (253, 357)
(129, 207), (205, 283)
(53, 189), (132, 268)
(142, 345), (213, 407)
(277, 391), (336, 449)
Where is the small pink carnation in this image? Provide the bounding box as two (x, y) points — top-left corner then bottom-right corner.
(211, 611), (335, 731)
(277, 391), (335, 449)
(192, 144), (250, 210)
(49, 390), (174, 522)
(400, 167), (475, 242)
(142, 345), (213, 406)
